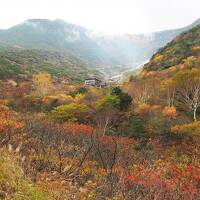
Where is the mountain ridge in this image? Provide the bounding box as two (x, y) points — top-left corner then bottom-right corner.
(0, 18), (199, 76)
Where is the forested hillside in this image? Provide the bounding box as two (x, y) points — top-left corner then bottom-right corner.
(0, 18), (199, 75)
(143, 25), (200, 71)
(0, 49), (102, 82)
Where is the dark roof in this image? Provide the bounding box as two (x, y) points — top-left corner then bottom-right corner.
(85, 78), (101, 81)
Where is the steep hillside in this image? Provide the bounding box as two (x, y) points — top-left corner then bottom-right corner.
(0, 49), (102, 82)
(143, 25), (200, 71)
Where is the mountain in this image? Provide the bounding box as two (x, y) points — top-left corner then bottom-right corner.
(0, 18), (200, 76)
(0, 19), (116, 66)
(0, 49), (102, 82)
(93, 18), (200, 71)
(143, 25), (200, 72)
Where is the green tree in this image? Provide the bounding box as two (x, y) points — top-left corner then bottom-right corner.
(111, 87), (132, 111)
(129, 115), (146, 138)
(69, 87), (88, 97)
(96, 95), (120, 111)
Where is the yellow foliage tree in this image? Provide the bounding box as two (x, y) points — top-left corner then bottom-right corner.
(32, 72), (54, 96)
(174, 69), (200, 121)
(135, 103), (160, 116)
(74, 93), (85, 103)
(153, 54), (163, 62)
(171, 121), (200, 142)
(161, 79), (176, 107)
(50, 103), (89, 122)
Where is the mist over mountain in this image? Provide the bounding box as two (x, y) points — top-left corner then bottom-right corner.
(94, 18), (200, 69)
(0, 18), (199, 76)
(0, 19), (116, 65)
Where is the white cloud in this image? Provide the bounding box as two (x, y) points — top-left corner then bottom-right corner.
(0, 0), (199, 34)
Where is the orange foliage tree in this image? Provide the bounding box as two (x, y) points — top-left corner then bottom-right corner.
(0, 103), (24, 145)
(162, 106), (177, 119)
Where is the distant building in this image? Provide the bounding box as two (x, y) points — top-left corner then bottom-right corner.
(84, 78), (106, 88)
(109, 76), (120, 84)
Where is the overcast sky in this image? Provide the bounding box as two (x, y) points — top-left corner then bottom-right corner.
(0, 0), (199, 34)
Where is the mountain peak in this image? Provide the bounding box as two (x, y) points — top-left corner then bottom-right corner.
(54, 19), (68, 24)
(22, 18), (85, 30)
(23, 18), (52, 25)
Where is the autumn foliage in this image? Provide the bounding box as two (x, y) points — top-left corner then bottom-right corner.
(0, 104), (24, 133)
(162, 106), (177, 119)
(0, 64), (200, 199)
(63, 123), (95, 135)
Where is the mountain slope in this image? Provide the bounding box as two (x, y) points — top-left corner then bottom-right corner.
(0, 18), (199, 76)
(0, 19), (116, 66)
(143, 25), (200, 71)
(0, 49), (102, 82)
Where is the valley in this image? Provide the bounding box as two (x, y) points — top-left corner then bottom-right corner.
(0, 17), (200, 200)
(0, 18), (200, 78)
